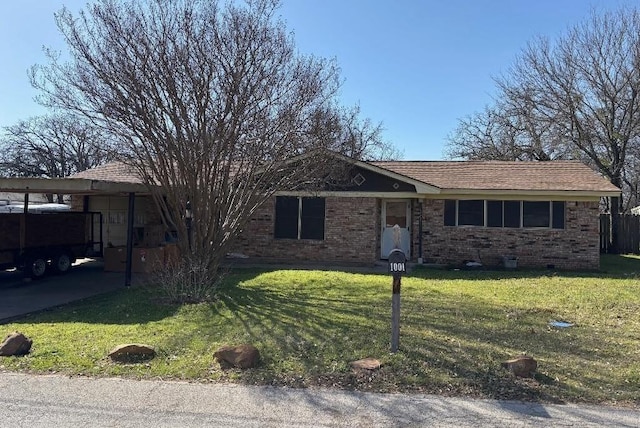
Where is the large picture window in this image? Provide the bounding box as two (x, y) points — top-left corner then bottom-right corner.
(444, 199), (565, 229)
(274, 196), (325, 240)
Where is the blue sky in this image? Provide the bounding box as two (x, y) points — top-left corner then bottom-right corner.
(0, 0), (636, 159)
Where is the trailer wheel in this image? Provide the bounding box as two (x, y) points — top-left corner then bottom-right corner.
(52, 252), (72, 274)
(27, 257), (47, 279)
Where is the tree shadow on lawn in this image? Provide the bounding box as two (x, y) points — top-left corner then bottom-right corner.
(399, 290), (631, 403)
(220, 285), (385, 353)
(400, 294), (627, 403)
(214, 279), (622, 403)
(6, 266), (633, 403)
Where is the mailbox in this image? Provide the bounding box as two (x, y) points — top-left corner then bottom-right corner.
(388, 249), (406, 277)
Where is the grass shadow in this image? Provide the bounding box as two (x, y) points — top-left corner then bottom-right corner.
(410, 254), (640, 281)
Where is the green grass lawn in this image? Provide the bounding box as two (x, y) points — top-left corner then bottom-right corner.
(1, 255), (639, 406)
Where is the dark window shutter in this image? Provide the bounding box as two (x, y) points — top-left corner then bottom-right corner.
(444, 200), (456, 226)
(300, 197), (325, 240)
(552, 201), (565, 229)
(274, 196), (299, 239)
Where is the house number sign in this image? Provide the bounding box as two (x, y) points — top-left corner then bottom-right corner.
(388, 249), (407, 278)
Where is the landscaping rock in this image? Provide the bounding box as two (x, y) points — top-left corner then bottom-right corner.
(0, 331), (32, 356)
(108, 343), (156, 363)
(214, 344), (260, 369)
(350, 358), (381, 370)
(501, 355), (537, 378)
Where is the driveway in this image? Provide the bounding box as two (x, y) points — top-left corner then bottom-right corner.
(0, 259), (128, 324)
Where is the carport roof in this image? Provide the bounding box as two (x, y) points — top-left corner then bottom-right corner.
(0, 176), (148, 195)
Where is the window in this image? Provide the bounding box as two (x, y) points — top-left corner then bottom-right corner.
(443, 199), (565, 229)
(444, 200), (456, 226)
(523, 201), (550, 228)
(274, 196), (325, 240)
(552, 201), (565, 229)
(458, 200), (484, 226)
(484, 200), (521, 228)
(274, 197), (299, 239)
(300, 197), (325, 239)
(443, 200), (484, 226)
(385, 201), (408, 227)
(504, 201), (521, 228)
(487, 200), (503, 227)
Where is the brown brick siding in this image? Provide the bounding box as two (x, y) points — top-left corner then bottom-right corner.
(234, 197), (380, 264)
(420, 199), (600, 270)
(234, 196), (600, 269)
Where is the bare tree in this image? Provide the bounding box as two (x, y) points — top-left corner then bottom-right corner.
(447, 7), (640, 251)
(0, 114), (116, 201)
(310, 104), (402, 161)
(446, 104), (561, 161)
(31, 0), (390, 299)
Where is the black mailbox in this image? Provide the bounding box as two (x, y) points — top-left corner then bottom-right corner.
(388, 249), (406, 277)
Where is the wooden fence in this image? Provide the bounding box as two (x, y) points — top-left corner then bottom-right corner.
(600, 214), (640, 254)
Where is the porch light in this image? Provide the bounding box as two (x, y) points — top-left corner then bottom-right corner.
(185, 200), (193, 220)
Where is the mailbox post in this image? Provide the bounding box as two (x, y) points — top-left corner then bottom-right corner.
(388, 248), (406, 353)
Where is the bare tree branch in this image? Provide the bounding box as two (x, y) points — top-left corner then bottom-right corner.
(0, 113), (117, 202)
(29, 0), (395, 297)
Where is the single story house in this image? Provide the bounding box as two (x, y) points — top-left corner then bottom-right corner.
(69, 155), (619, 270)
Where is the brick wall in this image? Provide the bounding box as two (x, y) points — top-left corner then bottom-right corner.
(70, 195), (84, 211)
(420, 199), (601, 270)
(234, 196), (380, 264)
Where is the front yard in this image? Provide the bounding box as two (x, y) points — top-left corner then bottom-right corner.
(1, 255), (639, 406)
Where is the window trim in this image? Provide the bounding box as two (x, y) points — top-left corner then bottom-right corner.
(444, 199), (565, 229)
(274, 196), (326, 240)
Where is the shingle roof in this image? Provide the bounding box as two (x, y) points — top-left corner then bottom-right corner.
(71, 162), (143, 184)
(369, 160), (619, 193)
(72, 159), (620, 195)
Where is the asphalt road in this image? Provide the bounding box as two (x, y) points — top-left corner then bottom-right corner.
(0, 372), (638, 427)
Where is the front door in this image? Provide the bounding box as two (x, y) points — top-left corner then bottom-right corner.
(381, 200), (411, 259)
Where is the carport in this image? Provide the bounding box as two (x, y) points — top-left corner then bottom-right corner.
(0, 176), (149, 287)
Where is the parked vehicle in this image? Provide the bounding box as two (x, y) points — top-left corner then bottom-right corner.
(0, 208), (103, 279)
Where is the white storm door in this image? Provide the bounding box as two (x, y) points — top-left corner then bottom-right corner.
(381, 200), (411, 259)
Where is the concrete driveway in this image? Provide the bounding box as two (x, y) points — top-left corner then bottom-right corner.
(0, 259), (128, 324)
